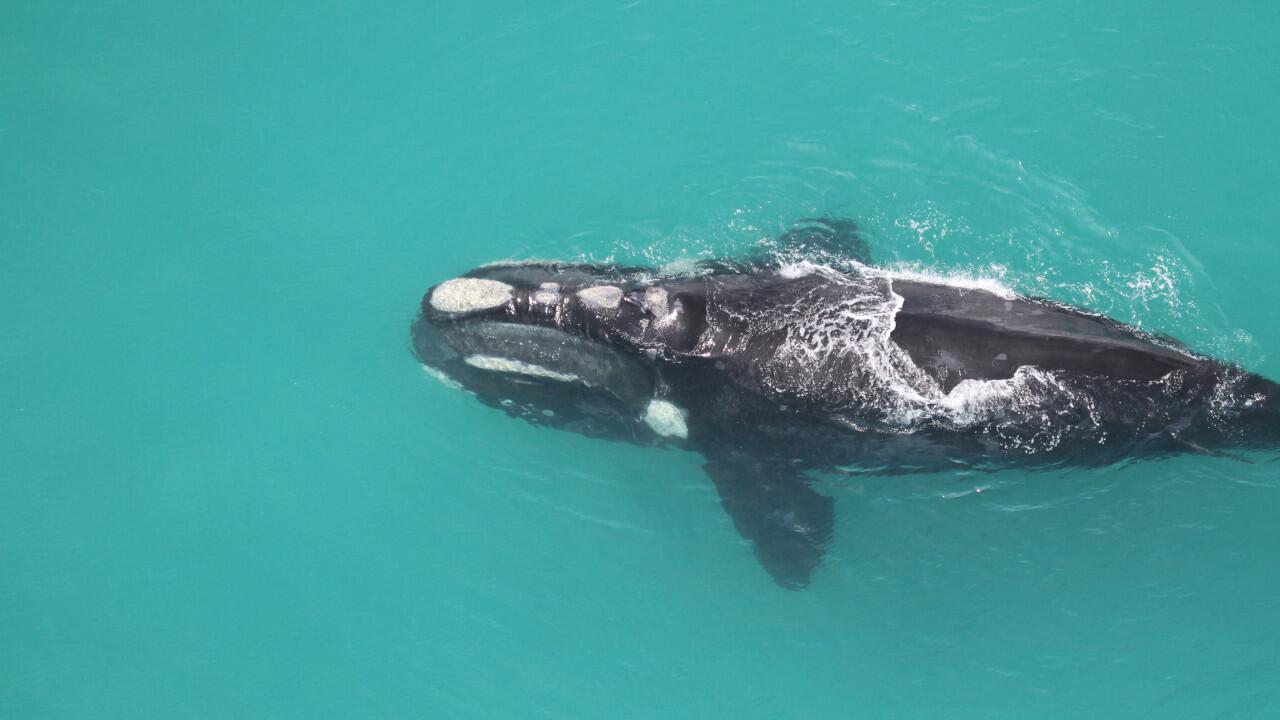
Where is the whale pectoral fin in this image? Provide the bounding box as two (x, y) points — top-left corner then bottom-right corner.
(778, 217), (872, 265)
(703, 458), (835, 589)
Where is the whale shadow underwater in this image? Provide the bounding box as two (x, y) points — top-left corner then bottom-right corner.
(411, 219), (1280, 588)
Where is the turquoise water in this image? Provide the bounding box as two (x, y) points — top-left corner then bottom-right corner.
(4, 1), (1279, 717)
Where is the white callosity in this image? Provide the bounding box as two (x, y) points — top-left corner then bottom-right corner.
(577, 285), (623, 310)
(430, 278), (514, 314)
(643, 399), (688, 439)
(465, 355), (581, 383)
(644, 287), (669, 317)
(421, 364), (463, 391)
(533, 282), (561, 305)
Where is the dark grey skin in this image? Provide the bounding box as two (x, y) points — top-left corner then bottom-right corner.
(411, 220), (1280, 588)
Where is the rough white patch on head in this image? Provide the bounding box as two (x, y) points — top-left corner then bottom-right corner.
(465, 354), (580, 382)
(533, 282), (561, 305)
(430, 278), (514, 313)
(643, 399), (688, 439)
(421, 364), (463, 391)
(644, 287), (669, 317)
(578, 285), (622, 310)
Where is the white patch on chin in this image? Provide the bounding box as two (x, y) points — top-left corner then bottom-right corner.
(643, 399), (688, 439)
(465, 355), (580, 383)
(578, 285), (622, 310)
(422, 364), (464, 391)
(430, 278), (513, 313)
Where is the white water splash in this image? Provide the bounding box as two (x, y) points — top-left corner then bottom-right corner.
(751, 262), (1102, 449)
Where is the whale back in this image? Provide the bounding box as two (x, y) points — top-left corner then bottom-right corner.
(889, 280), (1204, 391)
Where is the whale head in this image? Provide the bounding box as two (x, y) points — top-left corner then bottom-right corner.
(411, 261), (699, 442)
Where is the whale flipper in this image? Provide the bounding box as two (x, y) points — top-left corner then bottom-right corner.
(777, 217), (871, 265)
(703, 456), (834, 589)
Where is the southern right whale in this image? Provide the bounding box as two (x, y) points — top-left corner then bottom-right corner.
(411, 219), (1280, 587)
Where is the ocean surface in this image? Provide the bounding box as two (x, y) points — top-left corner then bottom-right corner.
(3, 2), (1279, 717)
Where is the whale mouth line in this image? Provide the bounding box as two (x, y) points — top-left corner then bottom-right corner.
(421, 363), (465, 391)
(464, 354), (583, 383)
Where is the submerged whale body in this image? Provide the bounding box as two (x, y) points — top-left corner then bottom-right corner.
(411, 220), (1280, 588)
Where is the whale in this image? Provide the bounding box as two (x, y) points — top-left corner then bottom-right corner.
(410, 219), (1280, 588)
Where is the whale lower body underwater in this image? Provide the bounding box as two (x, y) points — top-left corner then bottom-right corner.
(411, 219), (1280, 587)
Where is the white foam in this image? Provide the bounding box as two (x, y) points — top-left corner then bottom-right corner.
(430, 278), (514, 313)
(421, 364), (463, 391)
(749, 263), (1092, 440)
(464, 355), (580, 383)
(658, 257), (705, 276)
(578, 285), (623, 310)
(761, 269), (936, 424)
(933, 367), (1065, 425)
(876, 264), (1017, 300)
(777, 259), (825, 279)
(777, 256), (1017, 299)
(643, 399), (688, 439)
